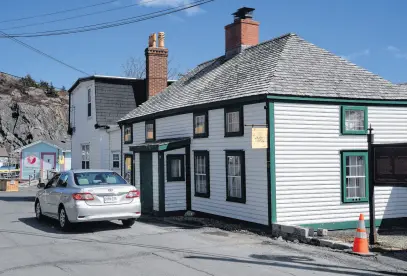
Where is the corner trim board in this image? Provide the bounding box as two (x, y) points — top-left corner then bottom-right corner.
(269, 102), (277, 223)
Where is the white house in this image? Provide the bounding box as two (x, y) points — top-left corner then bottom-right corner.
(67, 75), (145, 181)
(118, 7), (407, 230)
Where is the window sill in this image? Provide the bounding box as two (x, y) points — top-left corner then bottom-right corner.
(167, 178), (185, 182)
(224, 132), (244, 138)
(226, 197), (246, 204)
(193, 133), (208, 139)
(341, 131), (368, 135)
(124, 140), (133, 144)
(342, 198), (368, 204)
(195, 192), (210, 198)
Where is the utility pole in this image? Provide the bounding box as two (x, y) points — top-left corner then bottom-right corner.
(367, 124), (377, 245)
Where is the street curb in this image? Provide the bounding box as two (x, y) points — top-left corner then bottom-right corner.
(138, 216), (203, 229)
(344, 249), (376, 257)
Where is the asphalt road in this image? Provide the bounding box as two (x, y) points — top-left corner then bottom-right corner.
(0, 187), (406, 276)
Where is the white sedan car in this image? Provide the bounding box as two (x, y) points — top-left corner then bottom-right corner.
(35, 169), (141, 231)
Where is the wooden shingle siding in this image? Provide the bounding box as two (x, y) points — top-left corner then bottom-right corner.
(191, 103), (268, 225)
(274, 103), (407, 225)
(164, 148), (186, 211)
(152, 152), (159, 211)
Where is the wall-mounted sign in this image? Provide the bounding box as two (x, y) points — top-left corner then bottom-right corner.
(373, 144), (407, 186)
(252, 127), (268, 149)
(23, 152), (40, 168)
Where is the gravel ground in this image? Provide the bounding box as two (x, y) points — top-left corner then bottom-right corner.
(328, 228), (407, 250)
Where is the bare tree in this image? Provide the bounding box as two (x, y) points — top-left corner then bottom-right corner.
(122, 56), (181, 80)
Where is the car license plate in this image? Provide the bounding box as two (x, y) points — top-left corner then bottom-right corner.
(104, 196), (118, 203)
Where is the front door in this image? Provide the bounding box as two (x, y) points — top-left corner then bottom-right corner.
(41, 153), (55, 180)
(139, 152), (153, 214)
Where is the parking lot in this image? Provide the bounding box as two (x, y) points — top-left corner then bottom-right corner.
(0, 187), (406, 276)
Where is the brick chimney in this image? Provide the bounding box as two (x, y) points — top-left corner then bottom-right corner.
(225, 7), (259, 58)
(145, 32), (168, 99)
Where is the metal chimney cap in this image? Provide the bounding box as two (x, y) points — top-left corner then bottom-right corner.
(232, 7), (255, 20)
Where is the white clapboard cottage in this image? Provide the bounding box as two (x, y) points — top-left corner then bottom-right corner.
(118, 7), (407, 229)
(68, 76), (145, 178)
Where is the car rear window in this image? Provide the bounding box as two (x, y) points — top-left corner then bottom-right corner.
(74, 172), (127, 186)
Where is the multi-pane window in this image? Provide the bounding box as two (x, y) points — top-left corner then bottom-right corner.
(87, 88), (92, 117)
(226, 150), (246, 203)
(112, 153), (120, 169)
(166, 155), (185, 182)
(81, 144), (90, 169)
(193, 111), (208, 138)
(194, 151), (210, 197)
(341, 106), (367, 135)
(145, 120), (155, 141)
(124, 125), (133, 144)
(341, 151), (368, 203)
(124, 154), (133, 185)
(224, 106), (243, 137)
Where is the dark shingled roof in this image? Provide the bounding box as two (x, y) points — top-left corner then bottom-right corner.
(120, 33), (406, 123)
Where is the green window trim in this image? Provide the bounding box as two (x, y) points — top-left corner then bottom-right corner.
(341, 151), (369, 203)
(340, 106), (368, 135)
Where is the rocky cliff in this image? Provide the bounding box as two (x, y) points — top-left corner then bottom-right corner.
(0, 73), (69, 152)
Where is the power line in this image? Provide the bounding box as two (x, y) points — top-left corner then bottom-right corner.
(0, 0), (213, 38)
(0, 0), (118, 24)
(0, 30), (90, 75)
(1, 0), (159, 31)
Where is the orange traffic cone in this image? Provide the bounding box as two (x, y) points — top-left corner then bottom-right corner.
(352, 214), (370, 255)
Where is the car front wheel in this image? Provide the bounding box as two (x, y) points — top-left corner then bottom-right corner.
(35, 201), (43, 221)
(122, 218), (136, 228)
(58, 207), (72, 231)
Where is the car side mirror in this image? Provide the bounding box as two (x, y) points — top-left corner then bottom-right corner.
(37, 183), (45, 189)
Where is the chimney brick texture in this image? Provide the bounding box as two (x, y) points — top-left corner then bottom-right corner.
(225, 18), (259, 55)
(145, 47), (168, 99)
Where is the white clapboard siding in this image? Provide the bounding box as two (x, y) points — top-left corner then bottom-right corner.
(191, 102), (268, 225)
(156, 113), (193, 139)
(152, 152), (159, 211)
(134, 153), (140, 190)
(274, 103), (407, 225)
(164, 148), (186, 211)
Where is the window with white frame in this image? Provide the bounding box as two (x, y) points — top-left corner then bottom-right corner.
(341, 151), (368, 203)
(81, 144), (90, 169)
(112, 153), (120, 169)
(87, 88), (92, 117)
(224, 106), (243, 137)
(226, 150), (246, 203)
(194, 151), (210, 197)
(341, 106), (367, 135)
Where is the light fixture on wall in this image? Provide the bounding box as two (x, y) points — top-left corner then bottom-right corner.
(94, 123), (110, 130)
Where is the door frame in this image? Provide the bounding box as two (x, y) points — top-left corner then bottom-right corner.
(41, 152), (56, 180)
(124, 153), (134, 186)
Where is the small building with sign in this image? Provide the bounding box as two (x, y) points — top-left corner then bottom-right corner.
(116, 7), (407, 229)
(14, 140), (71, 181)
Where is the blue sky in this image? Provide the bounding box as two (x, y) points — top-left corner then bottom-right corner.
(0, 0), (406, 88)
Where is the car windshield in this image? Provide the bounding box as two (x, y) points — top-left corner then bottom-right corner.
(74, 172), (127, 186)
